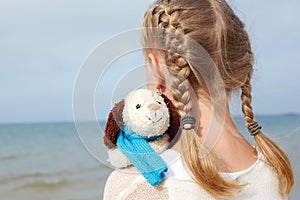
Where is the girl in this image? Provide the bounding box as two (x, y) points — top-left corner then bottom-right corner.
(103, 0), (294, 199)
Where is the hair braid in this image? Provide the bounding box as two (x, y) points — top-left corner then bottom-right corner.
(152, 4), (192, 115)
(241, 72), (294, 195)
(241, 71), (255, 123)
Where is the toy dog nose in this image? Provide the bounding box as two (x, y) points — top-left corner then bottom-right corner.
(147, 103), (160, 110)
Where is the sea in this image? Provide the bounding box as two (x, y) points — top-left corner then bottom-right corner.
(0, 114), (299, 200)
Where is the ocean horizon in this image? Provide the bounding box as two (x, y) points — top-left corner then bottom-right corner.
(0, 114), (299, 200)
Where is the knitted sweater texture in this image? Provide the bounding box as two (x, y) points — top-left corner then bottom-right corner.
(103, 147), (288, 200)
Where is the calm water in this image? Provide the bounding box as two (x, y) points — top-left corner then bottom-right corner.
(0, 115), (299, 200)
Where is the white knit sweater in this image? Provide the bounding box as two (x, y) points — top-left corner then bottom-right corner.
(103, 147), (288, 200)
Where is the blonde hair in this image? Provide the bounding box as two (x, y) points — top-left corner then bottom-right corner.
(142, 0), (294, 197)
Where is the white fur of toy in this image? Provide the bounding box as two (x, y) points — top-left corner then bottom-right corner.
(122, 89), (170, 137)
(107, 134), (170, 168)
(108, 89), (172, 168)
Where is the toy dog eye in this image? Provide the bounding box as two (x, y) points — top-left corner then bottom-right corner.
(156, 101), (161, 104)
(136, 104), (141, 109)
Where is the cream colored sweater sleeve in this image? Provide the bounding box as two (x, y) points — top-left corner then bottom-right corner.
(103, 170), (169, 200)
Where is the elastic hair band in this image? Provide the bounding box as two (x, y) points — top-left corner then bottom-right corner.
(180, 116), (196, 130)
(247, 121), (262, 136)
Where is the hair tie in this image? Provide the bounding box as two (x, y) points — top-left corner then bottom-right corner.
(180, 116), (196, 130)
(247, 121), (262, 136)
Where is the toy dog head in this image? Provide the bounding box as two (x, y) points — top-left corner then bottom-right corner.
(103, 89), (180, 149)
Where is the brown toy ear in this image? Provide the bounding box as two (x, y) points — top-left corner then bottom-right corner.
(103, 100), (125, 149)
(161, 94), (181, 148)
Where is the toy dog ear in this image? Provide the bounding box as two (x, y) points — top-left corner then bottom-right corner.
(103, 99), (125, 149)
(161, 94), (181, 148)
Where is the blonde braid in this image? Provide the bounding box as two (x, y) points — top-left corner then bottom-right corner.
(168, 70), (192, 116)
(151, 4), (192, 115)
(241, 72), (294, 195)
(151, 4), (244, 197)
(241, 72), (255, 124)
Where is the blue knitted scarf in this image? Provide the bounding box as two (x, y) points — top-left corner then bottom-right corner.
(116, 124), (168, 186)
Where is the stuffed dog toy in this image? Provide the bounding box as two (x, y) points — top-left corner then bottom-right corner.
(103, 89), (180, 170)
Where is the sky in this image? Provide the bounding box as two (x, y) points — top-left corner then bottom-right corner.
(1, 0), (300, 123)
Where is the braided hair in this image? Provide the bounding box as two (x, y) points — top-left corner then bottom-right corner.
(142, 0), (293, 197)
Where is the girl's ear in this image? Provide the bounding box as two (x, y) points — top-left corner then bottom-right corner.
(103, 100), (125, 149)
(147, 53), (168, 93)
(161, 94), (181, 148)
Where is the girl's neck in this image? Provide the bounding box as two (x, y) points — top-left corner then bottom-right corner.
(171, 98), (258, 172)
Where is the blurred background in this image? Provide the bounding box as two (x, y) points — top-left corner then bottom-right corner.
(0, 0), (299, 199)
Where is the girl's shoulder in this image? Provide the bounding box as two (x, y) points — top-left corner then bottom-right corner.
(103, 168), (169, 200)
(102, 149), (182, 200)
(219, 146), (288, 200)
